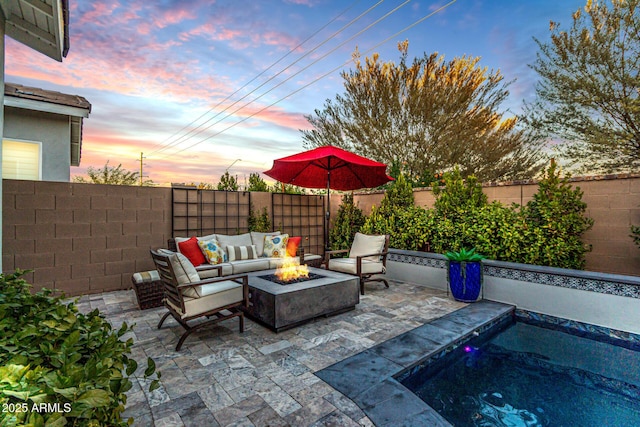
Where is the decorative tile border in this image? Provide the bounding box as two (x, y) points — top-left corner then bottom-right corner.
(387, 252), (446, 269)
(388, 249), (640, 299)
(516, 309), (640, 351)
(483, 264), (640, 299)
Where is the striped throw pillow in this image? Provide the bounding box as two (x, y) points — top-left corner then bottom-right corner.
(227, 245), (258, 261)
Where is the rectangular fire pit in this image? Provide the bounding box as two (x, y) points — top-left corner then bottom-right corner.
(243, 267), (359, 332)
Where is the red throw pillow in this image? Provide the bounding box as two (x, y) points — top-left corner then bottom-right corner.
(178, 236), (206, 266)
(286, 236), (302, 257)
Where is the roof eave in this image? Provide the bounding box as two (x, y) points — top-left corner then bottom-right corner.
(4, 95), (90, 118)
(4, 0), (69, 62)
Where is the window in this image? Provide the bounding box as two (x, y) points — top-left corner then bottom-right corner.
(2, 139), (42, 180)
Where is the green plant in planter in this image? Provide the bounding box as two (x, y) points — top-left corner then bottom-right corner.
(445, 247), (486, 262)
(0, 270), (160, 426)
(445, 248), (486, 302)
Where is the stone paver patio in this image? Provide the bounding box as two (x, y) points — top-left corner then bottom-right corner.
(76, 280), (466, 426)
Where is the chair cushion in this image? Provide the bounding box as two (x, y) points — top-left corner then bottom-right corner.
(167, 280), (244, 319)
(198, 238), (227, 265)
(328, 258), (385, 275)
(177, 237), (207, 267)
(167, 252), (201, 298)
(250, 231), (281, 256)
(286, 236), (302, 257)
(132, 269), (160, 284)
(227, 245), (258, 261)
(263, 234), (289, 257)
(349, 233), (386, 261)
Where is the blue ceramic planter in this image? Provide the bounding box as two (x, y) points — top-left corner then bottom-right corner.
(448, 261), (482, 302)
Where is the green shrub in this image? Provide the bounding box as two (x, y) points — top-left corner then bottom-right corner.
(0, 271), (159, 427)
(380, 173), (414, 212)
(631, 225), (640, 247)
(248, 204), (271, 232)
(433, 168), (487, 220)
(330, 194), (366, 250)
(361, 161), (593, 270)
(523, 159), (593, 269)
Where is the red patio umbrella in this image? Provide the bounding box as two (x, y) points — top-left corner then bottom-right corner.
(264, 145), (393, 249)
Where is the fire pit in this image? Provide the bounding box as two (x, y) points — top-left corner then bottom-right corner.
(242, 267), (360, 332)
(258, 272), (324, 285)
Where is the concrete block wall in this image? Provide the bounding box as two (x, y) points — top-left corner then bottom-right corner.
(3, 180), (172, 296)
(353, 175), (640, 277)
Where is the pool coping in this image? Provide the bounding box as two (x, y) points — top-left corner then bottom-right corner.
(315, 300), (515, 426)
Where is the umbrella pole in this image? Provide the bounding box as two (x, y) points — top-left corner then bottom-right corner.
(326, 169), (331, 252)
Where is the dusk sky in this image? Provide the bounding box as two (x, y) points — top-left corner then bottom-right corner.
(6, 0), (585, 187)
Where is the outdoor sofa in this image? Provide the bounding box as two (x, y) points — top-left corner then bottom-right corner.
(132, 231), (322, 310)
(168, 231), (323, 278)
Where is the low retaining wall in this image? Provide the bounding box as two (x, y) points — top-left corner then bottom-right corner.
(387, 249), (640, 335)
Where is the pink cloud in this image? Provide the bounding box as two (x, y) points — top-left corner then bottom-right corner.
(256, 31), (300, 51)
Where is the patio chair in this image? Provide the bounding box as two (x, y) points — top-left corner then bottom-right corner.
(150, 249), (248, 351)
(324, 233), (390, 295)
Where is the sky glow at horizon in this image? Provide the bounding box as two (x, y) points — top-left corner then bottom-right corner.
(6, 0), (585, 186)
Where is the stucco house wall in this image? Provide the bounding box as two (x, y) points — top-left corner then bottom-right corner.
(4, 107), (72, 181)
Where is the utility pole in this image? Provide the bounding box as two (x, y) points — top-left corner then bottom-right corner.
(139, 152), (144, 186)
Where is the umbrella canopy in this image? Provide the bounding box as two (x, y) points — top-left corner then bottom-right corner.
(264, 145), (393, 250)
(263, 145), (393, 191)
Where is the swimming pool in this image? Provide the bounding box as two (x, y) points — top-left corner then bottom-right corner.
(400, 319), (640, 426)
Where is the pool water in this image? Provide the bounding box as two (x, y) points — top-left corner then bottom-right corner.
(401, 321), (640, 427)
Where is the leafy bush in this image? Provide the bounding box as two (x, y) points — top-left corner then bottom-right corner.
(248, 205), (271, 232)
(433, 168), (487, 220)
(360, 161), (593, 270)
(523, 159), (593, 269)
(379, 173), (414, 212)
(330, 194), (366, 250)
(0, 271), (159, 427)
(631, 225), (640, 247)
(362, 205), (433, 251)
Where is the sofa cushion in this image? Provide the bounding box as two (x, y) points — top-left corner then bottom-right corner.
(177, 237), (206, 267)
(198, 238), (227, 265)
(349, 233), (386, 261)
(197, 263), (232, 279)
(227, 245), (258, 261)
(217, 233), (252, 256)
(174, 233), (216, 253)
(286, 236), (302, 257)
(328, 258), (385, 275)
(250, 231), (281, 256)
(166, 280), (244, 319)
(167, 252), (201, 298)
(263, 234), (289, 258)
(231, 258), (271, 274)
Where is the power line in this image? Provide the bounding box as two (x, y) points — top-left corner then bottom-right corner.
(156, 0), (413, 158)
(147, 0), (375, 157)
(164, 0), (458, 157)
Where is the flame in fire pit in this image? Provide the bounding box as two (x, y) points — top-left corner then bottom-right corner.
(275, 256), (309, 282)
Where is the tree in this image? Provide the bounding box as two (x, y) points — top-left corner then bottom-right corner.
(217, 171), (239, 191)
(247, 173), (269, 192)
(73, 161), (154, 186)
(272, 182), (306, 194)
(524, 0), (640, 173)
(302, 41), (545, 182)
